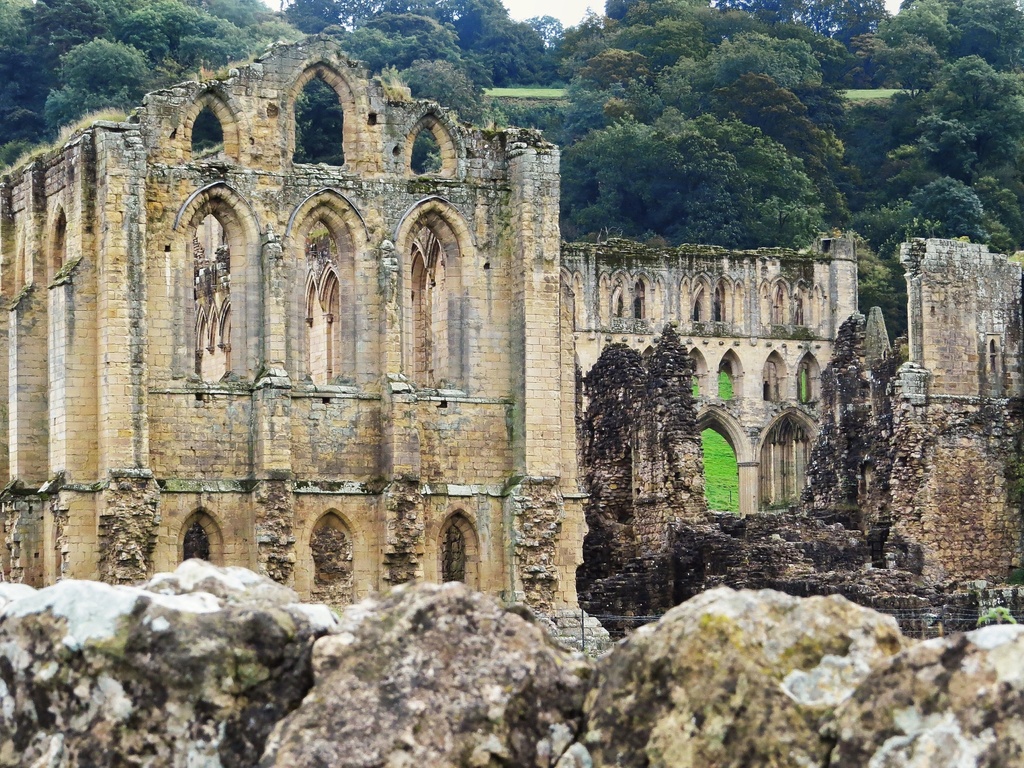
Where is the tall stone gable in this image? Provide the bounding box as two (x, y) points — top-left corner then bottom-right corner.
(0, 37), (581, 611)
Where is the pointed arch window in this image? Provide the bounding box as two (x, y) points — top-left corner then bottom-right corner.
(180, 511), (223, 564)
(410, 226), (459, 387)
(797, 354), (820, 403)
(305, 221), (343, 384)
(311, 513), (354, 606)
(771, 284), (787, 325)
(763, 352), (786, 402)
(439, 513), (478, 586)
(411, 129), (442, 174)
(633, 280), (646, 320)
(194, 214), (231, 382)
(294, 74), (345, 166)
(713, 282), (725, 323)
(692, 286), (705, 322)
(191, 106), (224, 158)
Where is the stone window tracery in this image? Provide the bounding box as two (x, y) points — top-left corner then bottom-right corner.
(305, 222), (342, 384)
(439, 513), (477, 585)
(194, 214), (231, 382)
(760, 414), (811, 508)
(411, 230), (444, 385)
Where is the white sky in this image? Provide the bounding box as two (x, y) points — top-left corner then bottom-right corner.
(501, 0), (906, 27)
(266, 1), (904, 30)
(502, 0), (598, 27)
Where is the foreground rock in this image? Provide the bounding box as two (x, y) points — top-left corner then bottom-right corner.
(831, 623), (1024, 766)
(577, 587), (906, 767)
(260, 581), (591, 768)
(0, 560), (337, 767)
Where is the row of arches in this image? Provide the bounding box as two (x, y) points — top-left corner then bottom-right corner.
(571, 270), (827, 334)
(685, 347), (821, 404)
(179, 508), (481, 602)
(181, 63), (457, 176)
(165, 184), (474, 389)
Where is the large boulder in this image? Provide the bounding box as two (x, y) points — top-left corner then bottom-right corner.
(576, 587), (906, 767)
(831, 623), (1024, 766)
(0, 560), (337, 767)
(260, 581), (591, 768)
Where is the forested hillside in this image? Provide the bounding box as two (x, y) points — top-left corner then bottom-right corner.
(4, 0), (1024, 336)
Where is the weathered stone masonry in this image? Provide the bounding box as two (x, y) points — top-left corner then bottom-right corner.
(806, 239), (1024, 584)
(0, 37), (582, 610)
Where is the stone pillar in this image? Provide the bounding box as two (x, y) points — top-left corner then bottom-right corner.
(2, 492), (45, 585)
(382, 477), (424, 586)
(632, 325), (706, 551)
(91, 126), (159, 582)
(9, 286), (49, 486)
(738, 462), (759, 517)
(249, 227), (297, 585)
(97, 469), (159, 584)
(505, 477), (563, 611)
(506, 136), (570, 609)
(901, 239), (926, 366)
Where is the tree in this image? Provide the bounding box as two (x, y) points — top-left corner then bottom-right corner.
(949, 0), (1024, 70)
(401, 58), (485, 121)
(43, 39), (149, 129)
(926, 56), (1024, 172)
(561, 113), (822, 249)
(909, 176), (987, 241)
(285, 0), (344, 32)
(526, 15), (563, 48)
(342, 14), (465, 73)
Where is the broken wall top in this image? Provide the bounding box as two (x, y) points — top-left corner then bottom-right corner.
(563, 235), (855, 274)
(901, 238), (1024, 398)
(2, 36), (555, 191)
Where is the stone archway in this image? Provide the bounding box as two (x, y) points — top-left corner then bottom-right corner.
(758, 410), (816, 509)
(698, 407), (757, 516)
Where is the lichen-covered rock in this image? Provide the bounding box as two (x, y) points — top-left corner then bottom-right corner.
(0, 560), (337, 767)
(831, 623), (1024, 766)
(577, 587), (906, 768)
(260, 581), (591, 768)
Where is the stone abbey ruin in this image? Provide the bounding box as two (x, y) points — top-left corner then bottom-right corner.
(0, 37), (1021, 625)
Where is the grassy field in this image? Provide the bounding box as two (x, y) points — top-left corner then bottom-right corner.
(702, 429), (739, 513)
(844, 89), (901, 101)
(486, 87), (567, 99)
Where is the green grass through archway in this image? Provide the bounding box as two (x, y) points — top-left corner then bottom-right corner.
(702, 429), (739, 513)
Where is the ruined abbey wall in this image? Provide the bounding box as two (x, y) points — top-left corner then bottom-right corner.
(563, 236), (858, 515)
(806, 240), (1024, 584)
(0, 38), (580, 610)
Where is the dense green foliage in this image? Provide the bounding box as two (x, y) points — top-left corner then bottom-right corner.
(702, 429), (739, 512)
(8, 0), (1024, 336)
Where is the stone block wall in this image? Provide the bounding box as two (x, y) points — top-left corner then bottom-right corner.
(0, 37), (581, 609)
(805, 239), (1024, 584)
